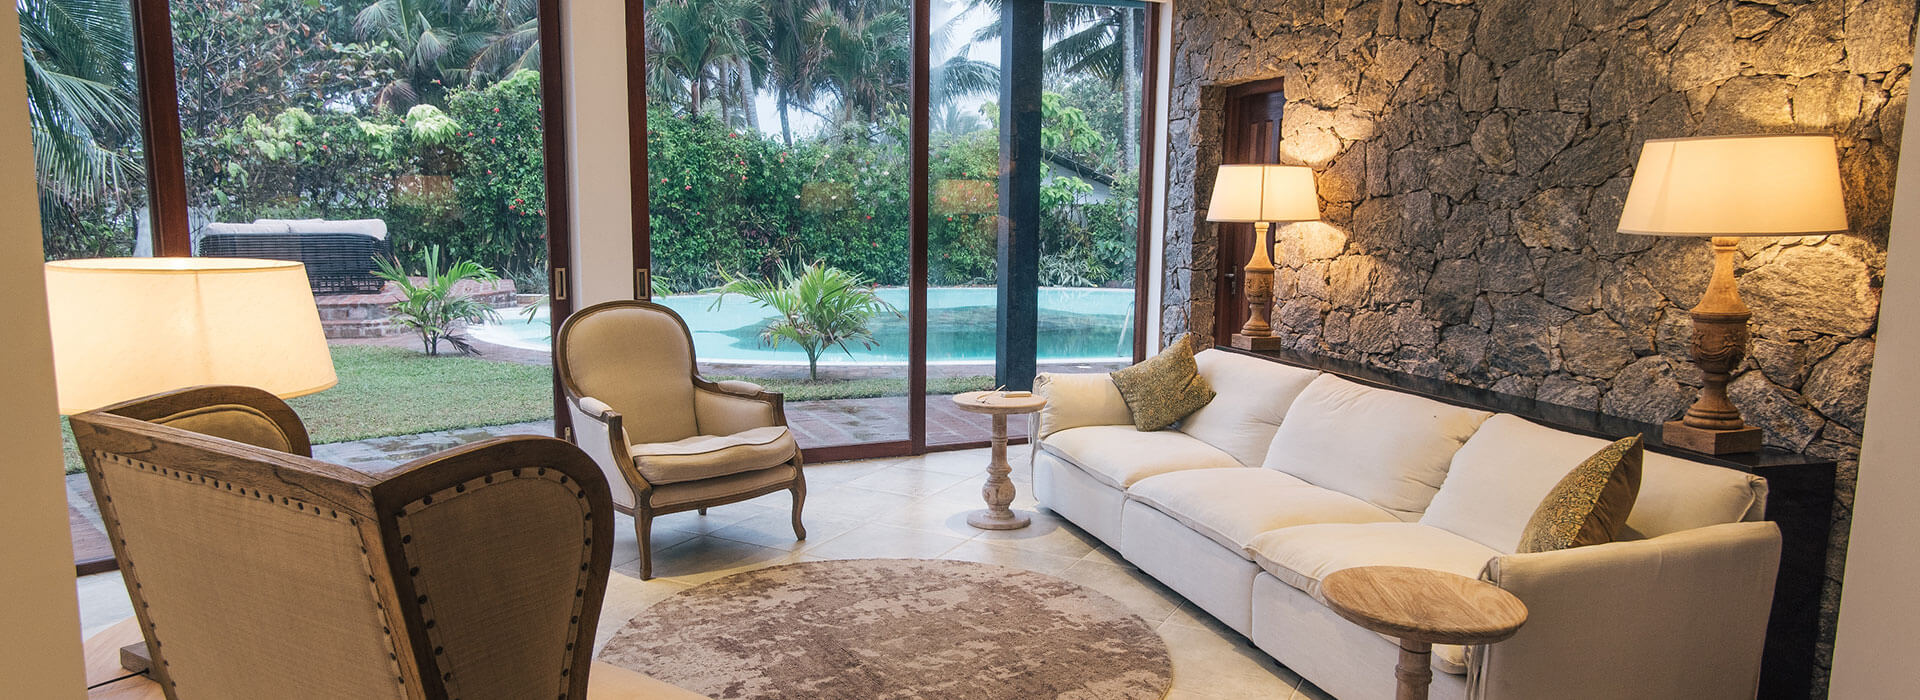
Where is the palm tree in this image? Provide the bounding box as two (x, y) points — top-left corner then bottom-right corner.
(17, 0), (141, 203)
(352, 0), (540, 110)
(707, 261), (900, 381)
(372, 246), (502, 356)
(645, 0), (770, 119)
(804, 0), (910, 123)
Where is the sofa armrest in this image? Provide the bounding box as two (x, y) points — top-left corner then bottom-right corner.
(1032, 372), (1131, 439)
(1473, 521), (1781, 700)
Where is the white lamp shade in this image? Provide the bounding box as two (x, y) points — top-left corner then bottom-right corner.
(1207, 164), (1321, 223)
(1618, 134), (1849, 236)
(44, 258), (337, 414)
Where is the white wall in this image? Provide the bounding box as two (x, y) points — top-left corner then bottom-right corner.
(1829, 29), (1920, 699)
(562, 0), (638, 307)
(0, 3), (88, 697)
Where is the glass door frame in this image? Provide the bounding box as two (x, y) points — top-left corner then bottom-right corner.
(120, 0), (580, 436)
(623, 0), (1162, 462)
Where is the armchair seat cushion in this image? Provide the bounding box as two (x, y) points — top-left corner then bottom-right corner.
(630, 426), (797, 485)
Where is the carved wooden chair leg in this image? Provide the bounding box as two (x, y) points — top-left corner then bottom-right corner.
(789, 468), (808, 541)
(636, 511), (654, 580)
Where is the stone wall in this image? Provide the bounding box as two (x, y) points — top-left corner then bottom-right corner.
(1161, 0), (1913, 694)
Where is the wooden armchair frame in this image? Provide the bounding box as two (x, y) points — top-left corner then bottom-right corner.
(72, 386), (616, 699)
(554, 300), (807, 579)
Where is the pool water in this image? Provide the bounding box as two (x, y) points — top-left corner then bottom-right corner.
(471, 287), (1136, 365)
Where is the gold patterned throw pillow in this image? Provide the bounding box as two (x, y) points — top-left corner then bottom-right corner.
(1517, 435), (1644, 554)
(1109, 333), (1216, 431)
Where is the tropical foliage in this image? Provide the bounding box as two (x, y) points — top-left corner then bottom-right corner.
(372, 246), (502, 356)
(708, 261), (901, 380)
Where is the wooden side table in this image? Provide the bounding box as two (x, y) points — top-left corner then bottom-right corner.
(1319, 566), (1528, 700)
(950, 391), (1047, 530)
(84, 618), (163, 699)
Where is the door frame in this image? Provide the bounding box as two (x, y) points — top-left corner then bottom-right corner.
(1213, 77), (1286, 347)
(622, 0), (1162, 460)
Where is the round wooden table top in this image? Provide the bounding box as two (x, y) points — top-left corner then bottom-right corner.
(951, 391), (1048, 415)
(84, 618), (163, 699)
(1319, 566), (1528, 646)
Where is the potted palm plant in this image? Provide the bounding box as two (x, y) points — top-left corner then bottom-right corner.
(372, 246), (501, 356)
(708, 261), (899, 381)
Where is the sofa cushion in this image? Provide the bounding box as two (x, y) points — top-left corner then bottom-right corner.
(1032, 372), (1132, 439)
(629, 426), (797, 485)
(1110, 333), (1215, 431)
(1423, 414), (1767, 550)
(1127, 468), (1397, 552)
(1246, 522), (1500, 675)
(1177, 350), (1322, 466)
(1517, 435), (1643, 553)
(1263, 375), (1493, 519)
(1040, 425), (1243, 489)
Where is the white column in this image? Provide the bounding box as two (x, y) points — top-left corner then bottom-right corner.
(1830, 25), (1920, 699)
(562, 0), (637, 307)
(0, 3), (88, 696)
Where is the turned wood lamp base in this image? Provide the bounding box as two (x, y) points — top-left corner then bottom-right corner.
(1229, 333), (1287, 350)
(1662, 420), (1763, 455)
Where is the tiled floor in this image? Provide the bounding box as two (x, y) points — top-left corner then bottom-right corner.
(73, 445), (1330, 700)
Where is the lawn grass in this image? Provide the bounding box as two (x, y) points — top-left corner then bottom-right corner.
(58, 344), (997, 474)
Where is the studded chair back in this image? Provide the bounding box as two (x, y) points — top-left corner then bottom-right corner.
(72, 386), (615, 700)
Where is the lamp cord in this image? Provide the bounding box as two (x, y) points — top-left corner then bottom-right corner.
(87, 670), (146, 690)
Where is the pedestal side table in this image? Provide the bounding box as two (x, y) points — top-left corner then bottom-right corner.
(951, 391), (1047, 530)
(1319, 566), (1528, 700)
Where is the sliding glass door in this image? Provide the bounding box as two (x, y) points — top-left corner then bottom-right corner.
(631, 0), (1160, 457)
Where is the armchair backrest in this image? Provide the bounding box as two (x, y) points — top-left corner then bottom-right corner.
(72, 386), (614, 700)
(554, 301), (701, 444)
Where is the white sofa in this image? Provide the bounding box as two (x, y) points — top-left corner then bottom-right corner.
(1031, 349), (1782, 700)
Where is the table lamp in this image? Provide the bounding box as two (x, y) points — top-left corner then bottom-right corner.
(1207, 164), (1320, 350)
(1618, 134), (1848, 454)
(44, 257), (337, 414)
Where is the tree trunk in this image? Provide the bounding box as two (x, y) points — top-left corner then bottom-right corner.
(740, 59), (762, 132)
(778, 87), (794, 146)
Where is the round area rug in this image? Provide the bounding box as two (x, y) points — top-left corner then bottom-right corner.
(598, 558), (1172, 700)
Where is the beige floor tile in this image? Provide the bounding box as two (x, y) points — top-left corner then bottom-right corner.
(844, 466), (973, 497)
(874, 498), (985, 537)
(621, 535), (796, 585)
(1057, 558), (1183, 624)
(914, 448), (1003, 477)
(592, 575), (691, 655)
(940, 539), (1084, 575)
(75, 571), (134, 638)
(801, 457), (907, 484)
(803, 521), (973, 560)
(923, 474), (1040, 511)
(968, 512), (1100, 559)
(1157, 623), (1301, 698)
(1080, 544), (1136, 569)
(707, 510), (861, 552)
(794, 485), (920, 520)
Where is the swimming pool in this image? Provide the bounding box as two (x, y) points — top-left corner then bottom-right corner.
(470, 286), (1137, 365)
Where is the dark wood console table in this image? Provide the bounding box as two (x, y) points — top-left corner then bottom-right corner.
(1227, 346), (1834, 700)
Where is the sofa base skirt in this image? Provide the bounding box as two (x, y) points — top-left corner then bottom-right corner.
(1119, 500), (1260, 636)
(1251, 572), (1466, 700)
(1033, 451), (1127, 546)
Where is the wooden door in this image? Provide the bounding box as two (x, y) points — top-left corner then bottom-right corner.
(1213, 79), (1285, 345)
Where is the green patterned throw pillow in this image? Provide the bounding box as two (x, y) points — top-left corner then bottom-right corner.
(1109, 333), (1216, 432)
(1517, 435), (1644, 554)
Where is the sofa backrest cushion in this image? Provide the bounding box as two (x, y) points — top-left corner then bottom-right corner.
(1032, 372), (1132, 439)
(1423, 414), (1769, 551)
(1263, 374), (1492, 519)
(1177, 350), (1322, 466)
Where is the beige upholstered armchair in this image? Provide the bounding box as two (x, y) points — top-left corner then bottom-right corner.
(71, 385), (706, 699)
(555, 300), (807, 579)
